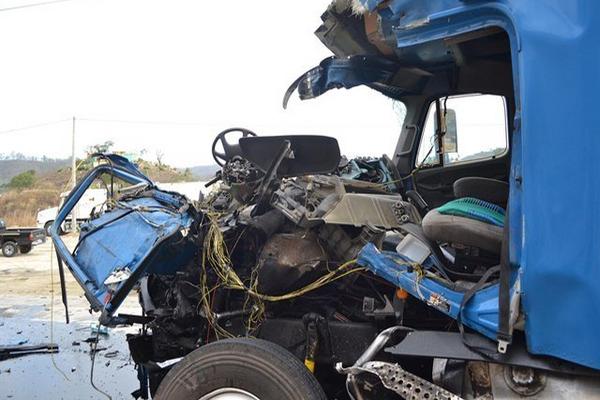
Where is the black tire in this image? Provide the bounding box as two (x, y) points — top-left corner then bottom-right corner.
(2, 242), (18, 257)
(19, 244), (32, 254)
(154, 338), (327, 400)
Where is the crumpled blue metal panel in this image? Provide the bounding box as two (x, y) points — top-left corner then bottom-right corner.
(354, 0), (600, 370)
(283, 55), (403, 108)
(52, 156), (198, 321)
(74, 195), (193, 310)
(357, 243), (503, 340)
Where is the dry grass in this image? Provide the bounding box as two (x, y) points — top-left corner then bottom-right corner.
(0, 160), (193, 227)
(0, 169), (68, 227)
(0, 188), (61, 226)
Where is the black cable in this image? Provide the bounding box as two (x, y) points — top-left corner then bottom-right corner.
(78, 117), (211, 127)
(90, 303), (112, 400)
(72, 208), (135, 254)
(456, 265), (501, 360)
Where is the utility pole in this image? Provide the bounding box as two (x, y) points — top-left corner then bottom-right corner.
(71, 116), (76, 189)
(70, 116), (77, 232)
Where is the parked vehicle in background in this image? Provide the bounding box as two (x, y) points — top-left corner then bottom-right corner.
(0, 218), (46, 257)
(36, 189), (106, 236)
(37, 188), (109, 235)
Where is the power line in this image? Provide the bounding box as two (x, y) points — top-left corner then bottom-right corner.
(77, 117), (215, 127)
(0, 118), (70, 135)
(0, 117), (220, 137)
(0, 0), (77, 12)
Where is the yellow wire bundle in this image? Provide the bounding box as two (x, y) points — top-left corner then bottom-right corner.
(199, 213), (365, 337)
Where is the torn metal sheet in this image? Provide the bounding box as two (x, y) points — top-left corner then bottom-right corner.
(283, 55), (402, 108)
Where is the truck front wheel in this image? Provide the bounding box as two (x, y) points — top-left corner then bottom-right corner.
(154, 338), (326, 400)
(19, 244), (32, 254)
(2, 242), (18, 257)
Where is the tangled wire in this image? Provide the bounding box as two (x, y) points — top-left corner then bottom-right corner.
(199, 213), (363, 339)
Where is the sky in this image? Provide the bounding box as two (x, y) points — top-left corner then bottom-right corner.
(417, 94), (508, 165)
(0, 0), (404, 167)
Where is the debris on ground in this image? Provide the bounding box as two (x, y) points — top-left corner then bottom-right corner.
(0, 343), (58, 361)
(103, 350), (119, 359)
(90, 323), (109, 335)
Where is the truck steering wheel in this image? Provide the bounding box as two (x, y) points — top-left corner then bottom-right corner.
(212, 127), (257, 167)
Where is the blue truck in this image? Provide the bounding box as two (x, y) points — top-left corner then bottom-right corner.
(52, 1), (600, 399)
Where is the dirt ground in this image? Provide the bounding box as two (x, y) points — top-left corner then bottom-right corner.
(0, 235), (142, 399)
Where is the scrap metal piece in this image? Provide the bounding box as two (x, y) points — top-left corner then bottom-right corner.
(103, 267), (132, 291)
(337, 326), (406, 374)
(0, 343), (59, 361)
(322, 194), (420, 229)
(337, 326), (463, 399)
(272, 174), (420, 229)
(361, 361), (464, 400)
(282, 55), (400, 109)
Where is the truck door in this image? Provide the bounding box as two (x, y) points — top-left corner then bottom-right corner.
(411, 94), (509, 209)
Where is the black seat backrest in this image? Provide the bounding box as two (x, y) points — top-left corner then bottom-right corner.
(453, 177), (509, 208)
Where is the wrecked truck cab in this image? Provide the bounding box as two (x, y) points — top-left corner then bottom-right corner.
(53, 1), (600, 399)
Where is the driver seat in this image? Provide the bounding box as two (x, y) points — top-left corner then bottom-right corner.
(422, 177), (508, 254)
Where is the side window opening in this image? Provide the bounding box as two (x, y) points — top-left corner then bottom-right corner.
(416, 94), (508, 167)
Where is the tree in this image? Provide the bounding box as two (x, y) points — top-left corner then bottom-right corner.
(156, 150), (165, 169)
(9, 170), (36, 189)
(77, 141), (117, 171)
(86, 141), (115, 157)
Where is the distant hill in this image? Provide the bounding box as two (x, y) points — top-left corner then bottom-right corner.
(459, 148), (506, 162)
(0, 158), (70, 186)
(0, 156), (201, 226)
(133, 160), (195, 183)
(189, 164), (220, 180)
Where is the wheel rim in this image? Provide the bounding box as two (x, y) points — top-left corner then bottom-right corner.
(4, 245), (15, 256)
(199, 388), (260, 400)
